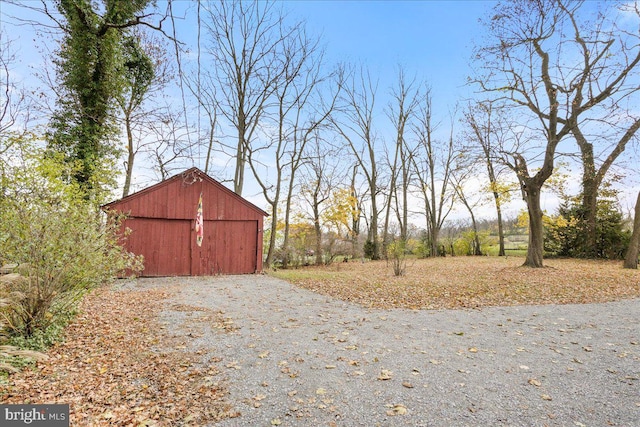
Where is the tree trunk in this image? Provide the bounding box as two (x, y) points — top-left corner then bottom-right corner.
(624, 191), (640, 269)
(314, 223), (323, 266)
(470, 213), (482, 256)
(580, 143), (598, 258)
(234, 125), (246, 195)
(265, 209), (278, 268)
(523, 183), (545, 267)
(122, 113), (135, 198)
(496, 200), (505, 257)
(430, 227), (440, 257)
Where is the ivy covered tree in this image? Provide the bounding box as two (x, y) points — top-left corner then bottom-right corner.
(116, 31), (175, 198)
(46, 0), (155, 199)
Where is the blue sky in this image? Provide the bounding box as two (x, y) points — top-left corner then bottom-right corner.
(1, 0), (495, 129)
(0, 0), (554, 220)
(283, 1), (495, 110)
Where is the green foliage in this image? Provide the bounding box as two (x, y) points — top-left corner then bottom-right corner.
(453, 230), (494, 256)
(48, 0), (152, 197)
(119, 34), (156, 111)
(7, 304), (77, 352)
(386, 239), (407, 276)
(0, 295), (48, 374)
(544, 195), (630, 259)
(363, 239), (378, 260)
(0, 137), (143, 338)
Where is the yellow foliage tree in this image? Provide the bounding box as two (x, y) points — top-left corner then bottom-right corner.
(323, 187), (360, 240)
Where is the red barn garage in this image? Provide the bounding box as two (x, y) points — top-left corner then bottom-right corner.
(104, 168), (267, 276)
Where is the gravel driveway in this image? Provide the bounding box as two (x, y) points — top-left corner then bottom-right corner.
(131, 275), (640, 426)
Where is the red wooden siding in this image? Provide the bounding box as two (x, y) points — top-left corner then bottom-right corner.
(104, 168), (266, 276)
(191, 220), (259, 275)
(124, 218), (191, 276)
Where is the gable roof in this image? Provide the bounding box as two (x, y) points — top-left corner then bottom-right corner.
(103, 167), (268, 217)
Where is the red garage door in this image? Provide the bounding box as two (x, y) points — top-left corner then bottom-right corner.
(191, 220), (259, 275)
(123, 218), (258, 276)
(125, 218), (191, 276)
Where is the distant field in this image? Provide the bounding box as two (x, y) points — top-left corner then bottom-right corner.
(270, 257), (640, 310)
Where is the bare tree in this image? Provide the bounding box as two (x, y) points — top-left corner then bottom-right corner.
(331, 66), (382, 259)
(382, 67), (419, 250)
(411, 87), (457, 257)
(184, 68), (221, 176)
(277, 72), (341, 268)
(299, 134), (348, 265)
(450, 155), (485, 256)
(247, 27), (335, 267)
(472, 0), (637, 266)
(464, 101), (515, 256)
(202, 0), (296, 195)
(562, 1), (640, 257)
(0, 33), (28, 155)
(145, 107), (195, 182)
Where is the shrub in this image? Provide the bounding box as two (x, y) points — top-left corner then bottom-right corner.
(0, 295), (47, 373)
(544, 196), (630, 259)
(363, 240), (378, 260)
(0, 142), (142, 338)
(386, 240), (407, 276)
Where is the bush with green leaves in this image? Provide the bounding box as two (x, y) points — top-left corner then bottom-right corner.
(544, 194), (630, 259)
(363, 240), (378, 260)
(453, 230), (494, 256)
(0, 139), (142, 338)
(386, 239), (407, 277)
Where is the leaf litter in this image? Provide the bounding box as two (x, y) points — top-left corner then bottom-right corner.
(0, 286), (237, 425)
(273, 257), (640, 310)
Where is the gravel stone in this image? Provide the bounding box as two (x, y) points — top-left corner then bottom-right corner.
(123, 275), (640, 426)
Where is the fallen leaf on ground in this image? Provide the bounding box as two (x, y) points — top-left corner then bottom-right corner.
(386, 404), (408, 416)
(378, 369), (393, 380)
(0, 286), (236, 425)
(271, 258), (640, 310)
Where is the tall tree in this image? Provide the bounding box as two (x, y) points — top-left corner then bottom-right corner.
(464, 101), (514, 257)
(0, 33), (27, 149)
(46, 0), (156, 198)
(202, 0), (296, 195)
(117, 31), (173, 197)
(473, 0), (634, 267)
(145, 106), (195, 181)
(184, 68), (220, 176)
(277, 70), (341, 268)
(561, 1), (640, 257)
(247, 25), (333, 267)
(382, 67), (419, 249)
(299, 133), (345, 265)
(450, 155), (485, 256)
(411, 87), (457, 257)
(332, 67), (382, 259)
